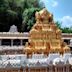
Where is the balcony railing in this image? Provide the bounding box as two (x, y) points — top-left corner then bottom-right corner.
(0, 46), (24, 51)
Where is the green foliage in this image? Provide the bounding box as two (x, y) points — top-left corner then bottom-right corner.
(21, 0), (42, 32)
(55, 21), (72, 33)
(62, 27), (72, 33)
(22, 8), (40, 32)
(0, 0), (42, 32)
(55, 21), (62, 29)
(0, 0), (71, 33)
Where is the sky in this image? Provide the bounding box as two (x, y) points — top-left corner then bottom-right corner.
(41, 0), (72, 28)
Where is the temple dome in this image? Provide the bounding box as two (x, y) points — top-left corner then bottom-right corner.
(9, 25), (18, 32)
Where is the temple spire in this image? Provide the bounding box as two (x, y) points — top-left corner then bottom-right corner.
(23, 9), (70, 55)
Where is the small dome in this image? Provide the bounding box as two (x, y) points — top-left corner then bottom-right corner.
(53, 57), (64, 65)
(9, 25), (18, 32)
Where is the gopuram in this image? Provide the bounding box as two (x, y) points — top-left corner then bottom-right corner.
(0, 9), (72, 72)
(24, 8), (70, 55)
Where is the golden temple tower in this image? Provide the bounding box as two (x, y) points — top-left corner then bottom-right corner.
(23, 9), (70, 55)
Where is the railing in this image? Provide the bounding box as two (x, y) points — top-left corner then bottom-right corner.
(62, 33), (72, 35)
(0, 32), (72, 37)
(0, 46), (24, 51)
(0, 32), (29, 39)
(0, 32), (72, 39)
(0, 32), (72, 47)
(0, 45), (71, 51)
(0, 54), (27, 60)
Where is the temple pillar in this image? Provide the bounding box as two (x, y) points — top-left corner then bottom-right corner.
(50, 66), (53, 72)
(46, 68), (47, 72)
(66, 66), (68, 72)
(28, 68), (30, 72)
(5, 71), (7, 72)
(23, 69), (25, 72)
(55, 67), (57, 72)
(11, 39), (13, 46)
(68, 66), (69, 72)
(18, 70), (20, 72)
(63, 67), (65, 72)
(70, 39), (72, 46)
(20, 39), (23, 46)
(0, 39), (2, 46)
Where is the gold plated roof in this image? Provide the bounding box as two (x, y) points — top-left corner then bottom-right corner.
(24, 8), (70, 54)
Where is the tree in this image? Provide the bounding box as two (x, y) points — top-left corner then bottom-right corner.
(0, 0), (9, 12)
(22, 8), (40, 32)
(0, 0), (42, 32)
(55, 21), (72, 33)
(55, 21), (62, 29)
(22, 0), (42, 32)
(62, 27), (72, 33)
(0, 0), (10, 32)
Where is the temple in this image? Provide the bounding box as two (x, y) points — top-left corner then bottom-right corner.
(0, 9), (72, 72)
(24, 8), (70, 55)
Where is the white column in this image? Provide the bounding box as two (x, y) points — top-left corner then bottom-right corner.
(21, 39), (23, 46)
(28, 68), (30, 72)
(66, 66), (68, 72)
(5, 71), (7, 72)
(63, 67), (65, 72)
(70, 39), (72, 46)
(68, 66), (69, 72)
(23, 69), (25, 72)
(51, 66), (53, 72)
(55, 67), (57, 72)
(11, 39), (13, 46)
(0, 39), (2, 46)
(18, 69), (20, 72)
